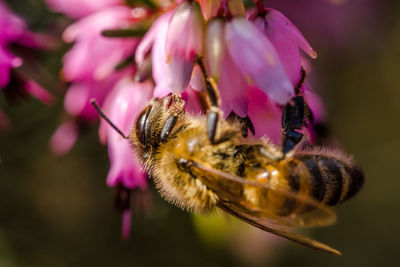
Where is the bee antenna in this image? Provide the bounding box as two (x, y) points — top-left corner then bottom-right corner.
(90, 99), (128, 139)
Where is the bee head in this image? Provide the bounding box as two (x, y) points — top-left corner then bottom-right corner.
(132, 95), (185, 154)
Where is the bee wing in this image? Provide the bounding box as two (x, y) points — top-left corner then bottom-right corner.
(189, 160), (337, 228)
(217, 202), (341, 255)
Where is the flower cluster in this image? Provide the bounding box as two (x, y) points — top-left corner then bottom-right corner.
(46, 0), (326, 238)
(0, 0), (53, 128)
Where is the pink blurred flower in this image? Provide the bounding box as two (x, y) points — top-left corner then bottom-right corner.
(0, 0), (27, 44)
(49, 120), (79, 155)
(25, 80), (54, 105)
(0, 45), (22, 87)
(64, 70), (130, 121)
(50, 5), (143, 155)
(0, 0), (53, 111)
(62, 6), (140, 82)
(45, 0), (124, 19)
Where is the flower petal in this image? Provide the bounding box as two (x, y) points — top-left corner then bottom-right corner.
(165, 1), (204, 92)
(25, 80), (54, 105)
(49, 120), (79, 155)
(103, 78), (152, 189)
(225, 18), (294, 105)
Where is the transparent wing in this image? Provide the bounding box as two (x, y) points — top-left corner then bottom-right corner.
(188, 160), (337, 229)
(217, 202), (341, 255)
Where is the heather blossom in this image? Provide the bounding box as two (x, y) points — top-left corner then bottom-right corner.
(46, 0), (152, 238)
(48, 0), (328, 237)
(0, 0), (53, 124)
(45, 0), (124, 19)
(50, 5), (146, 150)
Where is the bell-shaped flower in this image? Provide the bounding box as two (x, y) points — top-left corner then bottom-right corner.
(98, 78), (152, 241)
(165, 0), (204, 93)
(225, 17), (294, 105)
(64, 70), (129, 120)
(136, 11), (172, 98)
(250, 8), (317, 85)
(205, 18), (248, 117)
(62, 6), (139, 82)
(45, 0), (124, 19)
(0, 0), (52, 103)
(100, 78), (152, 189)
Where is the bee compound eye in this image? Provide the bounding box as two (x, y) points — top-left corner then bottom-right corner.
(135, 105), (152, 145)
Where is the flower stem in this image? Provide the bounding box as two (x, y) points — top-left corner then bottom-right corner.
(255, 0), (266, 15)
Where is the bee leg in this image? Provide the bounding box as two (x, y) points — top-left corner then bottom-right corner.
(294, 67), (307, 94)
(195, 57), (225, 144)
(160, 94), (185, 142)
(226, 111), (255, 138)
(160, 114), (178, 142)
(281, 95), (313, 154)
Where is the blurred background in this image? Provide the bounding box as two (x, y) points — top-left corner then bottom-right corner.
(0, 0), (399, 266)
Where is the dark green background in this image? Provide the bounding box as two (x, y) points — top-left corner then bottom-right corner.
(1, 0), (399, 266)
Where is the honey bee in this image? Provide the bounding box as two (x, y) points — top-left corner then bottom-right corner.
(91, 61), (363, 255)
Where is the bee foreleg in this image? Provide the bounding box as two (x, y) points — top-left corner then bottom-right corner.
(160, 94), (185, 142)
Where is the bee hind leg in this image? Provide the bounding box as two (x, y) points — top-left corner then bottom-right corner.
(281, 95), (313, 155)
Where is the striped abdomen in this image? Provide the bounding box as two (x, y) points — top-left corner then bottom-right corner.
(289, 154), (364, 206)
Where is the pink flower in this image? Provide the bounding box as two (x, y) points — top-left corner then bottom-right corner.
(205, 18), (248, 117)
(62, 6), (139, 82)
(45, 0), (124, 19)
(225, 17), (294, 105)
(165, 1), (204, 93)
(49, 120), (79, 155)
(0, 45), (22, 87)
(25, 80), (54, 105)
(64, 70), (130, 120)
(250, 8), (317, 86)
(0, 0), (53, 109)
(97, 78), (153, 241)
(136, 1), (204, 96)
(49, 5), (146, 157)
(136, 11), (172, 98)
(0, 1), (27, 44)
(100, 78), (152, 189)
